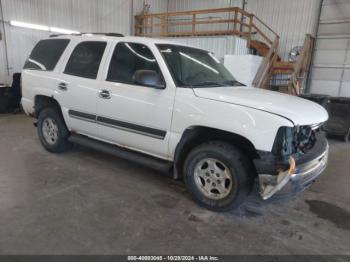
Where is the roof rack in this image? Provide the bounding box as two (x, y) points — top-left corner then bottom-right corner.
(88, 32), (125, 37)
(50, 32), (125, 38)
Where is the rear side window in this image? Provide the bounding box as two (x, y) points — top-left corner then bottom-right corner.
(64, 41), (107, 79)
(107, 42), (162, 84)
(23, 39), (70, 71)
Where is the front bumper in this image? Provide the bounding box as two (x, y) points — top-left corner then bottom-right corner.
(258, 135), (329, 200)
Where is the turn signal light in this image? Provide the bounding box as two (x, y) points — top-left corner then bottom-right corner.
(289, 157), (296, 175)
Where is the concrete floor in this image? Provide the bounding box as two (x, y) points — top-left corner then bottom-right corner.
(0, 113), (349, 255)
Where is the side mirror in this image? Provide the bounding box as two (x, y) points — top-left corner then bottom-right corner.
(133, 70), (165, 89)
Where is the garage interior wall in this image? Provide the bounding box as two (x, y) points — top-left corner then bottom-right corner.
(165, 0), (248, 60)
(166, 0), (322, 60)
(0, 0), (167, 85)
(0, 0), (322, 86)
(246, 0), (321, 60)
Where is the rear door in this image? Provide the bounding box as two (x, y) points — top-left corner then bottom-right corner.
(22, 38), (71, 114)
(57, 40), (110, 138)
(96, 42), (175, 159)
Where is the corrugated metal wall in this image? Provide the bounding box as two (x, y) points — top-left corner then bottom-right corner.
(167, 36), (248, 61)
(0, 0), (322, 85)
(168, 0), (243, 12)
(0, 0), (168, 84)
(246, 0), (321, 60)
(166, 0), (244, 39)
(134, 0), (168, 15)
(166, 0), (321, 60)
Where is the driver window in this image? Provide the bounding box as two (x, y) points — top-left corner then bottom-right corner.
(107, 42), (162, 85)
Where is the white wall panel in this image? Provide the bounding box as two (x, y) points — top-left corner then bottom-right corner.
(168, 0), (243, 11)
(340, 69), (350, 97)
(133, 0), (169, 15)
(132, 0), (169, 35)
(310, 80), (341, 96)
(0, 0), (133, 84)
(339, 82), (350, 97)
(312, 67), (343, 81)
(310, 0), (350, 97)
(167, 0), (243, 33)
(0, 2), (9, 84)
(321, 0), (350, 20)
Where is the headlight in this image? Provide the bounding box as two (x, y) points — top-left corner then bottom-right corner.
(272, 125), (319, 156)
(272, 127), (295, 156)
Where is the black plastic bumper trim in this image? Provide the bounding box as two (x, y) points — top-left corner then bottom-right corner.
(68, 110), (96, 122)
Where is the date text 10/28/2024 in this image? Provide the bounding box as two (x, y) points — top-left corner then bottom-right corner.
(127, 256), (220, 261)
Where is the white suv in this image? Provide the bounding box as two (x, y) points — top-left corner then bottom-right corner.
(21, 33), (329, 211)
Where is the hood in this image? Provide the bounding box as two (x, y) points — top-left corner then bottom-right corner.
(193, 86), (329, 126)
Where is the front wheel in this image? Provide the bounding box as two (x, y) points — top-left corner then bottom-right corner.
(37, 107), (72, 153)
(183, 141), (254, 212)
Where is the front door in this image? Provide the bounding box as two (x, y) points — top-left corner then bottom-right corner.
(96, 42), (175, 159)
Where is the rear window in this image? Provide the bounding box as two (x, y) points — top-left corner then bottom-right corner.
(23, 39), (70, 71)
(64, 41), (107, 79)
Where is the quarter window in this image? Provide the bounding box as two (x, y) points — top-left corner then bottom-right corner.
(107, 42), (162, 85)
(23, 39), (70, 71)
(64, 41), (107, 79)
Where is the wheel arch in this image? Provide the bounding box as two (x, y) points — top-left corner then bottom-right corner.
(173, 126), (259, 179)
(34, 95), (62, 118)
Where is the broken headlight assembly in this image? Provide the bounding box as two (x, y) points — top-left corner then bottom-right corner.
(259, 123), (324, 199)
(272, 124), (321, 157)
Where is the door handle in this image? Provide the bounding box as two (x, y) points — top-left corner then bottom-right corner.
(58, 82), (68, 91)
(99, 90), (111, 99)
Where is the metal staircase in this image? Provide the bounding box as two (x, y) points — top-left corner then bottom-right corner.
(135, 7), (314, 95)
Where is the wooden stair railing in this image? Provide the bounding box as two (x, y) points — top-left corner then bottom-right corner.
(135, 7), (313, 96)
(252, 37), (280, 90)
(287, 34), (314, 95)
(135, 7), (279, 56)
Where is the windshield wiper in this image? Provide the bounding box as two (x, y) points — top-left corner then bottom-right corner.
(221, 80), (246, 86)
(186, 81), (224, 88)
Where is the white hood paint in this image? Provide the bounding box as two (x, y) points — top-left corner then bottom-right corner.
(193, 86), (329, 126)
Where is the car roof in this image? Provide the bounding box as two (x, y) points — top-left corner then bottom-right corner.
(48, 33), (208, 51)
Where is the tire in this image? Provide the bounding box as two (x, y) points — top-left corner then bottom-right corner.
(183, 141), (254, 212)
(37, 107), (72, 153)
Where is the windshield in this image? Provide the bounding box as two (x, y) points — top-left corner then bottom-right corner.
(157, 44), (243, 88)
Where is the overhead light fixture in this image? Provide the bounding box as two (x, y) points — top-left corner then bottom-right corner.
(10, 20), (49, 31)
(10, 20), (80, 35)
(50, 27), (80, 35)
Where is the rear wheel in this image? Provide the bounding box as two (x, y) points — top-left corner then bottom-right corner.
(183, 141), (254, 212)
(37, 107), (72, 153)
